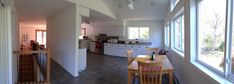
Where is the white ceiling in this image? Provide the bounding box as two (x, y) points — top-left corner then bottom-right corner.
(15, 0), (169, 25)
(88, 0), (170, 22)
(15, 0), (75, 26)
(116, 0), (169, 20)
(83, 9), (117, 22)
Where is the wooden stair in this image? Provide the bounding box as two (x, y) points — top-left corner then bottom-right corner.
(18, 54), (35, 82)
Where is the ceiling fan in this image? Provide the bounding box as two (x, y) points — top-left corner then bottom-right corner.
(127, 0), (134, 10)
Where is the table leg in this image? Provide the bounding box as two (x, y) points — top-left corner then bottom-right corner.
(128, 70), (133, 84)
(169, 71), (173, 84)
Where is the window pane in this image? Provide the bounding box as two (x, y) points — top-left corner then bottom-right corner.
(36, 31), (43, 44)
(166, 26), (169, 45)
(181, 15), (184, 52)
(232, 11), (234, 75)
(43, 31), (46, 45)
(165, 25), (170, 46)
(174, 16), (183, 51)
(128, 27), (139, 39)
(165, 26), (168, 45)
(139, 27), (149, 39)
(81, 28), (86, 36)
(198, 0), (226, 71)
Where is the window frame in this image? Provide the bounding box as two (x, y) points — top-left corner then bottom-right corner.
(165, 23), (170, 47)
(172, 14), (184, 54)
(195, 0), (225, 77)
(81, 28), (86, 36)
(127, 27), (150, 40)
(227, 0), (234, 81)
(35, 30), (46, 46)
(195, 0), (234, 82)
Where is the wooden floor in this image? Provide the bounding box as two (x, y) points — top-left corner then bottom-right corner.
(50, 52), (176, 84)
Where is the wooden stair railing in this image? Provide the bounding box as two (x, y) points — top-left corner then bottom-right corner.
(14, 50), (51, 84)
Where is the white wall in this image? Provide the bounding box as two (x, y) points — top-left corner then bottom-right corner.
(81, 22), (93, 39)
(86, 20), (124, 40)
(0, 0), (20, 83)
(11, 8), (20, 84)
(164, 0), (220, 84)
(19, 24), (46, 46)
(66, 0), (116, 19)
(87, 20), (164, 48)
(47, 5), (79, 77)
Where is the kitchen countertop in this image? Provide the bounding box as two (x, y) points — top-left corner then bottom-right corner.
(104, 42), (151, 45)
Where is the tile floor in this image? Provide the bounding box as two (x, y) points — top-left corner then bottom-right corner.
(50, 52), (176, 84)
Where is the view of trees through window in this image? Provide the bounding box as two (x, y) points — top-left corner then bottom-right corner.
(128, 27), (149, 39)
(197, 0), (226, 71)
(174, 15), (184, 52)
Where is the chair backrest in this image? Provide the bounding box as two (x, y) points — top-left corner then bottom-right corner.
(146, 48), (159, 55)
(137, 61), (162, 84)
(127, 50), (134, 64)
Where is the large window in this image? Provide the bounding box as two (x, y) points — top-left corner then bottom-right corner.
(36, 30), (46, 46)
(231, 5), (234, 76)
(232, 24), (234, 75)
(197, 0), (226, 72)
(128, 27), (149, 39)
(173, 15), (184, 53)
(164, 24), (170, 46)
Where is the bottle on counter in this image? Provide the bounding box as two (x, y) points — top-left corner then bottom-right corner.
(150, 52), (155, 60)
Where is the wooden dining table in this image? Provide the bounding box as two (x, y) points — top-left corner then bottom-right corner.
(127, 55), (174, 84)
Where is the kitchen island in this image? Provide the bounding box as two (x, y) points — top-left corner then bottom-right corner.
(104, 43), (151, 57)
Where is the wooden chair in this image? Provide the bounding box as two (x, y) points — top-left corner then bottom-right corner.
(127, 50), (139, 84)
(127, 50), (134, 65)
(137, 61), (162, 84)
(146, 48), (159, 56)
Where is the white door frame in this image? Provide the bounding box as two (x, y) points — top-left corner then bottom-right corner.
(0, 4), (13, 84)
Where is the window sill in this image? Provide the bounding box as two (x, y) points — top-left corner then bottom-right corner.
(192, 61), (233, 84)
(128, 39), (150, 41)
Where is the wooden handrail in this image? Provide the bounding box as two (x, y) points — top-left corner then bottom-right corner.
(14, 49), (51, 84)
(14, 50), (49, 54)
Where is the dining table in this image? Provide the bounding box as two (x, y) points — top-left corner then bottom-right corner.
(127, 55), (174, 84)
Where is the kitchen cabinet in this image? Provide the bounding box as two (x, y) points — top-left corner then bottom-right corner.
(89, 42), (95, 52)
(104, 43), (149, 57)
(78, 48), (86, 72)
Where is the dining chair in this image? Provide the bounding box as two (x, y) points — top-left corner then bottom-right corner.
(137, 61), (163, 84)
(127, 50), (138, 84)
(146, 48), (159, 56)
(127, 50), (134, 65)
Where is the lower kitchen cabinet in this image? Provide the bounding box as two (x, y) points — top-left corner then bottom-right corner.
(104, 43), (150, 57)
